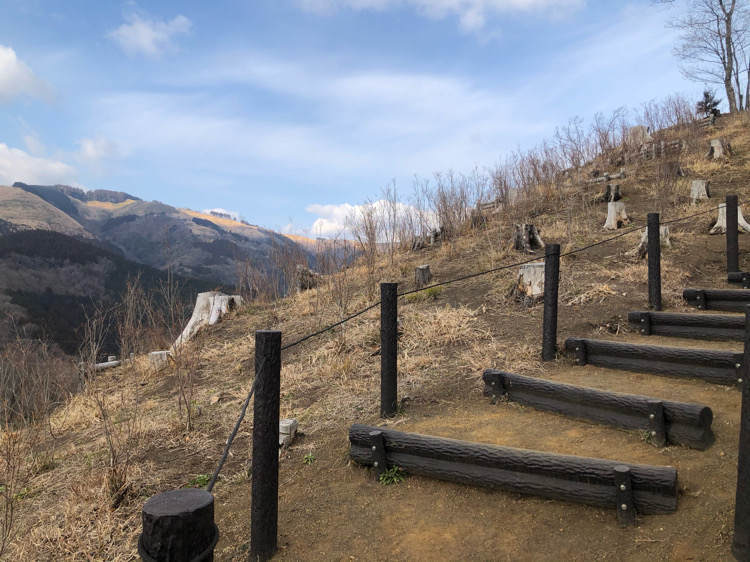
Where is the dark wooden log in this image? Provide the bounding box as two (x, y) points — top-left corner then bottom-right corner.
(513, 224), (544, 253)
(482, 370), (713, 450)
(728, 195), (740, 274)
(614, 466), (636, 526)
(139, 488), (218, 562)
(349, 424), (678, 514)
(648, 213), (662, 310)
(542, 244), (560, 361)
(728, 272), (750, 289)
(628, 311), (745, 342)
(564, 337), (743, 387)
(684, 288), (750, 312)
(415, 265), (432, 288)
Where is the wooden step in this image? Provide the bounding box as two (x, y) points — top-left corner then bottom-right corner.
(628, 310), (744, 341)
(564, 337), (743, 387)
(684, 288), (750, 312)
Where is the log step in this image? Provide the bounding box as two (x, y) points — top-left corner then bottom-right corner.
(627, 311), (744, 342)
(684, 288), (750, 312)
(564, 338), (743, 387)
(483, 370), (714, 450)
(349, 424), (678, 515)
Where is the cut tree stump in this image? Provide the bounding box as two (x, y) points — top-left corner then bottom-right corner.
(512, 224), (545, 253)
(690, 180), (710, 204)
(510, 262), (545, 305)
(627, 226), (672, 259)
(415, 265), (433, 288)
(710, 203), (750, 234)
(603, 201), (630, 230)
(173, 292), (243, 348)
(706, 138), (733, 160)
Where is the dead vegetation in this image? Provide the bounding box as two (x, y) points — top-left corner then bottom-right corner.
(2, 100), (750, 559)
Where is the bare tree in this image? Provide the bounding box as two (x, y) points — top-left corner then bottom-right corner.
(665, 0), (749, 112)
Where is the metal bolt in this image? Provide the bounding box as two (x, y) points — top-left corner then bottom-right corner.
(576, 347), (580, 351)
(649, 414), (655, 420)
(651, 431), (657, 437)
(371, 445), (377, 451)
(491, 382), (495, 386)
(619, 484), (627, 491)
(373, 461), (379, 467)
(641, 329), (645, 334)
(575, 359), (581, 364)
(737, 363), (742, 369)
(739, 378), (744, 384)
(621, 504), (628, 511)
(641, 318), (646, 323)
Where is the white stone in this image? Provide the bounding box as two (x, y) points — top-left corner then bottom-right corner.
(690, 180), (710, 204)
(603, 201), (630, 230)
(107, 355), (117, 362)
(173, 292), (243, 349)
(94, 359), (121, 371)
(279, 418), (299, 447)
(710, 203), (750, 234)
(149, 350), (170, 369)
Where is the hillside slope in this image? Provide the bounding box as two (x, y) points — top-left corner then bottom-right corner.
(5, 112), (750, 560)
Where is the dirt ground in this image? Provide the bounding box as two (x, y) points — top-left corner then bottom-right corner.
(210, 230), (747, 561)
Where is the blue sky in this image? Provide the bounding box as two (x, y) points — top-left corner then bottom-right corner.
(0, 0), (699, 235)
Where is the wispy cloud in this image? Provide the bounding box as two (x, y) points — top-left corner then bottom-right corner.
(305, 200), (436, 238)
(0, 45), (52, 103)
(108, 12), (192, 57)
(0, 142), (76, 186)
(76, 137), (118, 163)
(299, 0), (584, 30)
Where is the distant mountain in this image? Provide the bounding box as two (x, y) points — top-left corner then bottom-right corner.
(0, 182), (320, 354)
(9, 182), (313, 286)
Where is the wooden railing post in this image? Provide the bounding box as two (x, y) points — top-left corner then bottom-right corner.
(542, 243), (560, 361)
(380, 283), (398, 417)
(728, 195), (740, 274)
(250, 330), (281, 561)
(648, 213), (662, 311)
(732, 307), (750, 560)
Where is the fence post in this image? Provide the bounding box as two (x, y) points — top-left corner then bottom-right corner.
(250, 330), (281, 561)
(542, 243), (560, 361)
(647, 213), (662, 311)
(728, 194), (740, 274)
(138, 488), (218, 561)
(733, 306), (750, 560)
(381, 282), (398, 417)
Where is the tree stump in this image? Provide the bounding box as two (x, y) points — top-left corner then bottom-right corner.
(510, 262), (545, 306)
(627, 226), (672, 259)
(470, 209), (487, 229)
(690, 180), (710, 204)
(706, 138), (733, 160)
(603, 201), (630, 230)
(710, 203), (750, 234)
(296, 264), (321, 291)
(173, 292), (243, 349)
(415, 265), (433, 288)
(512, 224), (545, 253)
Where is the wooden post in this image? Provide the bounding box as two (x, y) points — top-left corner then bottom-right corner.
(380, 283), (398, 417)
(139, 489), (218, 561)
(648, 213), (662, 311)
(728, 195), (740, 274)
(415, 265), (432, 288)
(732, 306), (750, 560)
(250, 330), (281, 561)
(542, 243), (560, 361)
(614, 466), (636, 526)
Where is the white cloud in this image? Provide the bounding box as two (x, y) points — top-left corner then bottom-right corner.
(306, 200), (437, 238)
(77, 137), (118, 163)
(299, 0), (584, 30)
(23, 134), (45, 156)
(108, 13), (192, 57)
(0, 45), (51, 102)
(0, 143), (76, 186)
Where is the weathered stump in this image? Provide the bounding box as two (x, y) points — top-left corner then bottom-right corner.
(603, 201), (630, 230)
(173, 292), (243, 349)
(511, 262), (545, 306)
(296, 264), (320, 291)
(627, 226), (672, 259)
(710, 203), (750, 234)
(513, 224), (544, 253)
(706, 138), (733, 160)
(415, 265), (433, 288)
(470, 209), (487, 229)
(690, 180), (710, 204)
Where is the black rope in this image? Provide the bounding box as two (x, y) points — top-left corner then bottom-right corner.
(280, 302), (381, 351)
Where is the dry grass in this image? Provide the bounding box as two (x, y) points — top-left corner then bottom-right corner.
(5, 112), (750, 560)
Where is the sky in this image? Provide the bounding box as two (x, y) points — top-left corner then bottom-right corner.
(0, 0), (700, 237)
